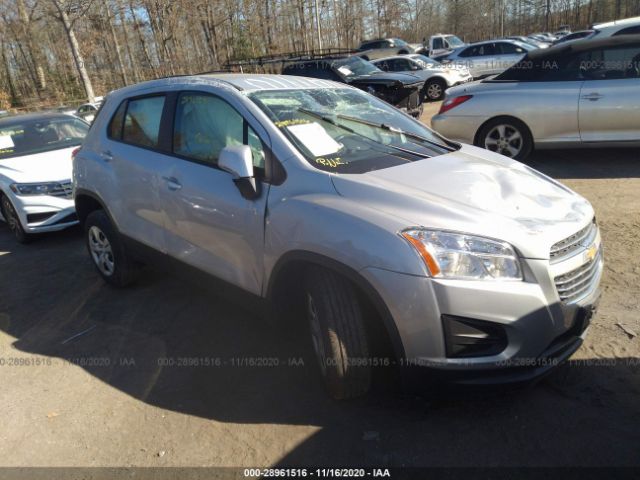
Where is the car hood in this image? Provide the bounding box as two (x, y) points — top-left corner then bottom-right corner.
(0, 147), (75, 183)
(331, 144), (594, 260)
(347, 72), (424, 87)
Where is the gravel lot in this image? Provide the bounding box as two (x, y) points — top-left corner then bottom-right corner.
(0, 103), (638, 469)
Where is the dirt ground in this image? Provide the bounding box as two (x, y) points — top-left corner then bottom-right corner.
(0, 103), (639, 470)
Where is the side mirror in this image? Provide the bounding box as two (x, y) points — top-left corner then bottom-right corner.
(218, 145), (259, 199)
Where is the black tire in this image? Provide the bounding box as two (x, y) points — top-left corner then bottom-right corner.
(1, 194), (32, 244)
(424, 78), (447, 101)
(304, 266), (372, 400)
(475, 117), (533, 160)
(84, 209), (139, 287)
(398, 49), (409, 55)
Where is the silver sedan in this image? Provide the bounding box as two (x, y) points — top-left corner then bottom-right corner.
(432, 36), (640, 160)
(436, 39), (536, 78)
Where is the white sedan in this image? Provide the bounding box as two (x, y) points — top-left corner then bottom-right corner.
(373, 54), (472, 101)
(0, 113), (88, 243)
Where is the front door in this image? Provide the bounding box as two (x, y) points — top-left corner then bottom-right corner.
(159, 91), (270, 295)
(578, 43), (640, 142)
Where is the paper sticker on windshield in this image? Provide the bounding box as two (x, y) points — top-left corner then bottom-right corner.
(0, 135), (14, 149)
(286, 122), (342, 157)
(337, 66), (352, 76)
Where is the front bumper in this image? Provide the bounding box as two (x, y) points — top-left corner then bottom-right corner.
(361, 243), (603, 385)
(2, 191), (78, 233)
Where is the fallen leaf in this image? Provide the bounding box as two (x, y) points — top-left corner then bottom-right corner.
(616, 323), (637, 339)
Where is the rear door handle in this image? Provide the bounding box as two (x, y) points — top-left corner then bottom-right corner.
(101, 150), (113, 162)
(162, 176), (182, 191)
(581, 92), (603, 101)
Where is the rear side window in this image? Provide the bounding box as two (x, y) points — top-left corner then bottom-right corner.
(498, 42), (526, 54)
(107, 101), (127, 139)
(576, 45), (640, 80)
(122, 96), (166, 148)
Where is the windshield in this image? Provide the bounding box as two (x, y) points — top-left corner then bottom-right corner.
(0, 116), (88, 160)
(445, 35), (465, 47)
(393, 39), (409, 47)
(332, 57), (382, 78)
(248, 88), (453, 174)
(413, 54), (442, 68)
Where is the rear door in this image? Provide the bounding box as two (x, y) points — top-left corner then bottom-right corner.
(159, 90), (270, 295)
(106, 94), (172, 253)
(578, 43), (640, 142)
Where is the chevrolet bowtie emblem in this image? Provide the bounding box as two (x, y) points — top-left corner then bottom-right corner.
(585, 244), (598, 262)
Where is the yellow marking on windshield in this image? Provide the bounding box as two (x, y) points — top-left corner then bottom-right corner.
(315, 157), (346, 168)
(275, 119), (310, 128)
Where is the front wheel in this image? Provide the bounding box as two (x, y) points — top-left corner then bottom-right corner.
(424, 78), (446, 101)
(1, 195), (31, 244)
(85, 210), (139, 287)
(476, 117), (533, 160)
(304, 267), (372, 400)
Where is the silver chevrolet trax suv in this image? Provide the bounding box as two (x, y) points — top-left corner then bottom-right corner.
(74, 74), (603, 399)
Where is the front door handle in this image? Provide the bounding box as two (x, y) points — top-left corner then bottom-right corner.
(581, 92), (603, 101)
(162, 176), (182, 191)
(101, 150), (113, 162)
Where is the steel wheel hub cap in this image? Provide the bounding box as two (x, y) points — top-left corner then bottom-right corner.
(428, 84), (441, 98)
(88, 226), (115, 276)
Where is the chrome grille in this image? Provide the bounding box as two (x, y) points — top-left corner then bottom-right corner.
(50, 182), (73, 199)
(550, 219), (596, 261)
(554, 250), (602, 303)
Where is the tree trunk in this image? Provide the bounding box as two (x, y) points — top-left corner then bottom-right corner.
(103, 0), (129, 86)
(52, 0), (95, 102)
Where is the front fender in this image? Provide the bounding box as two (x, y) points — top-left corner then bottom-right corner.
(264, 188), (427, 286)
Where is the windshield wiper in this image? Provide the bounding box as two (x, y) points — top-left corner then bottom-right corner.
(335, 114), (455, 152)
(297, 108), (432, 159)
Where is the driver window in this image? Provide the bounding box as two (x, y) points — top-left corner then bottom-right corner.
(577, 47), (640, 80)
(173, 93), (265, 168)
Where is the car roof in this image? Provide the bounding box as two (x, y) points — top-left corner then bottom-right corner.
(108, 73), (345, 97)
(372, 55), (419, 62)
(468, 38), (524, 46)
(593, 15), (640, 28)
(0, 111), (72, 127)
(528, 34), (640, 58)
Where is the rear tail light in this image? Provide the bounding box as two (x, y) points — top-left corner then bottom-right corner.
(71, 147), (81, 159)
(438, 95), (473, 114)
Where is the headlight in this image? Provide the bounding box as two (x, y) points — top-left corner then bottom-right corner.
(401, 229), (523, 281)
(9, 181), (67, 196)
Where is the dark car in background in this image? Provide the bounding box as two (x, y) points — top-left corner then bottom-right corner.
(356, 38), (424, 60)
(282, 56), (425, 117)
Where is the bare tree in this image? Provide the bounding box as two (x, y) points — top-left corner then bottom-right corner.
(49, 0), (96, 101)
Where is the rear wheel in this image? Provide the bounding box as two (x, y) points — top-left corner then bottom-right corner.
(1, 195), (31, 244)
(476, 117), (533, 160)
(85, 210), (139, 287)
(304, 266), (372, 400)
(424, 78), (446, 101)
